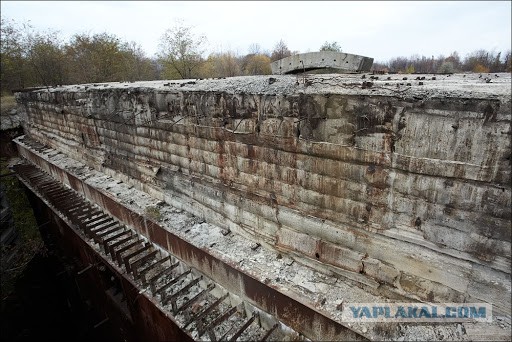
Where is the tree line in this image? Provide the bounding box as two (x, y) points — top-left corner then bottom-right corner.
(372, 50), (511, 74)
(1, 17), (300, 94)
(1, 16), (510, 95)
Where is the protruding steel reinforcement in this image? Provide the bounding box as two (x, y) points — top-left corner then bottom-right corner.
(13, 154), (368, 341)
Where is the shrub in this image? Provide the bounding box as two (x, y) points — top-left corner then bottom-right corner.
(437, 61), (455, 74)
(145, 206), (162, 221)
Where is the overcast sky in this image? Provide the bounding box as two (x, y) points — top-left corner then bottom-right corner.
(1, 1), (511, 62)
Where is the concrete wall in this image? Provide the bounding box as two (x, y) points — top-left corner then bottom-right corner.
(15, 74), (511, 315)
(271, 51), (373, 74)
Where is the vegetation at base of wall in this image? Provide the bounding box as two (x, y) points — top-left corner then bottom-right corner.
(0, 158), (43, 299)
(0, 95), (17, 115)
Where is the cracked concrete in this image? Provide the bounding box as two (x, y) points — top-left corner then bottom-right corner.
(13, 72), (512, 340)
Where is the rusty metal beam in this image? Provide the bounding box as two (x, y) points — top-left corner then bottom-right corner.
(12, 162), (197, 342)
(139, 256), (171, 285)
(69, 205), (96, 220)
(201, 305), (238, 340)
(45, 187), (72, 197)
(60, 200), (84, 213)
(109, 235), (137, 258)
(155, 269), (191, 298)
(44, 188), (69, 198)
(185, 293), (229, 330)
(86, 217), (113, 231)
(74, 208), (103, 221)
(260, 323), (278, 341)
(53, 194), (80, 207)
(148, 261), (179, 293)
(95, 225), (123, 240)
(38, 183), (60, 192)
(82, 214), (110, 229)
(30, 175), (50, 185)
(131, 250), (158, 279)
(115, 239), (142, 266)
(88, 222), (117, 239)
(227, 312), (257, 342)
(103, 230), (132, 252)
(91, 221), (120, 236)
(124, 243), (152, 273)
(175, 282), (215, 314)
(166, 276), (201, 310)
(68, 206), (91, 221)
(68, 203), (89, 213)
(13, 145), (369, 341)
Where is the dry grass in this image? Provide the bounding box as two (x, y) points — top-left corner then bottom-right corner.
(1, 95), (17, 115)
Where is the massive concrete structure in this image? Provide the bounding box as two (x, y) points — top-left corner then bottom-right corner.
(12, 73), (511, 340)
(271, 51), (373, 74)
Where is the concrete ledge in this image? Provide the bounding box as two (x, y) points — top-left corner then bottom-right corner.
(271, 51), (373, 74)
(14, 136), (367, 341)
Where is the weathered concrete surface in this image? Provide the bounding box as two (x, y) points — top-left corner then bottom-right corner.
(271, 51), (373, 74)
(15, 136), (503, 341)
(14, 160), (316, 342)
(14, 73), (512, 340)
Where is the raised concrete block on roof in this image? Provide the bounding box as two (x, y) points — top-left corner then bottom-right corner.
(271, 51), (374, 74)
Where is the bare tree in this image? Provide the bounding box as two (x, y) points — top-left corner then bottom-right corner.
(26, 30), (66, 87)
(158, 20), (207, 79)
(121, 41), (159, 81)
(1, 17), (31, 92)
(211, 51), (242, 77)
(504, 50), (511, 72)
(248, 43), (262, 55)
(270, 39), (292, 62)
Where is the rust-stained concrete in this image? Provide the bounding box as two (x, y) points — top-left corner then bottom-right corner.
(13, 158), (316, 341)
(14, 73), (511, 340)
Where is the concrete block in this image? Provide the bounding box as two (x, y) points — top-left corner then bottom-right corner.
(318, 240), (364, 273)
(362, 257), (400, 285)
(276, 227), (319, 259)
(271, 51), (373, 74)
